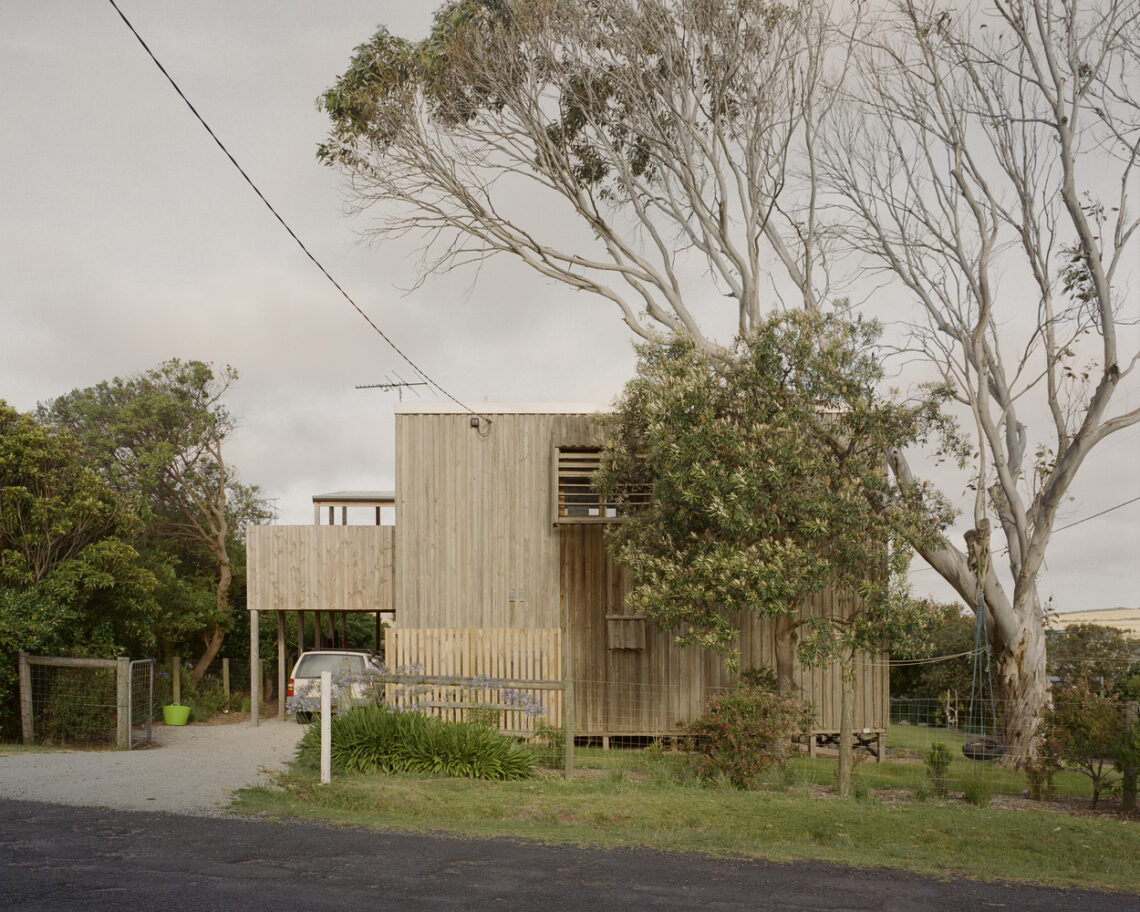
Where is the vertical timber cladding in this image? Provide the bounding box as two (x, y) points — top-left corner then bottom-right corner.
(561, 524), (888, 736)
(246, 525), (394, 614)
(392, 405), (605, 682)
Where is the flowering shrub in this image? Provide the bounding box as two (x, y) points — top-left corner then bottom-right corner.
(679, 686), (812, 788)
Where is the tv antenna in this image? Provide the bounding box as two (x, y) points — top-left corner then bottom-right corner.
(355, 373), (430, 401)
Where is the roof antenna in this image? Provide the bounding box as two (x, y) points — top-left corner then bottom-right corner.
(355, 373), (430, 401)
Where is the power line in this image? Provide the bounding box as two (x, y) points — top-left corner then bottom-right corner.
(104, 0), (484, 422)
(909, 493), (1140, 575)
(1052, 494), (1140, 533)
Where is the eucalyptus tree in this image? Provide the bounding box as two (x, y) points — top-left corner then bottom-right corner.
(819, 0), (1140, 759)
(318, 0), (845, 345)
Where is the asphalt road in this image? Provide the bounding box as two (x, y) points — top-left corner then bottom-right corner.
(1, 799), (1135, 912)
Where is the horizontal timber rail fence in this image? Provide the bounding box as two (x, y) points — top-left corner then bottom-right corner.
(18, 653), (155, 751)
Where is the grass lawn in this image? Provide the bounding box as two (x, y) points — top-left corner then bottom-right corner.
(232, 740), (1140, 894)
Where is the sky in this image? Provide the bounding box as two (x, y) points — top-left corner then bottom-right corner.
(1, 1), (1137, 614)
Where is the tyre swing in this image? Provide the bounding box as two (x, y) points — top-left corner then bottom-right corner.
(962, 533), (1004, 762)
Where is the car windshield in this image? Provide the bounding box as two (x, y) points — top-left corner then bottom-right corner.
(295, 654), (366, 677)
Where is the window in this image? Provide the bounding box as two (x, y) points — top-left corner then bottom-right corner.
(554, 448), (649, 524)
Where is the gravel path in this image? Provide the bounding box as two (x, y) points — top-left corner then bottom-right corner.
(0, 718), (303, 815)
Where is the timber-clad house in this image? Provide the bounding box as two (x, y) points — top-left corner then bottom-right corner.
(247, 403), (887, 746)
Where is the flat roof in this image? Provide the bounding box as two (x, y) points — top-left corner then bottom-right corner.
(312, 491), (395, 503)
(394, 402), (611, 415)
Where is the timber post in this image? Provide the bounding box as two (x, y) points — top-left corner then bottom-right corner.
(250, 608), (260, 726)
(222, 658), (230, 699)
(564, 678), (575, 779)
(277, 610), (287, 721)
(115, 657), (131, 751)
(19, 652), (33, 746)
(172, 656), (181, 706)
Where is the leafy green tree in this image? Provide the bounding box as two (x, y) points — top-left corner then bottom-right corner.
(0, 402), (157, 736)
(890, 603), (975, 701)
(39, 360), (272, 683)
(1046, 624), (1140, 692)
(594, 311), (957, 793)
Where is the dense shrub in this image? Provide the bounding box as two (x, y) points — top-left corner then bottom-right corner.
(37, 666), (117, 744)
(1111, 661), (1140, 702)
(679, 685), (812, 789)
(296, 704), (535, 780)
(739, 665), (779, 692)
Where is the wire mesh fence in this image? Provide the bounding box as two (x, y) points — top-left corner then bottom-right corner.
(19, 654), (156, 749)
(27, 660), (119, 747)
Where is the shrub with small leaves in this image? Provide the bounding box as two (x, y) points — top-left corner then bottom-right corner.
(679, 685), (812, 789)
(529, 720), (565, 768)
(963, 773), (991, 807)
(1045, 686), (1127, 809)
(925, 742), (952, 798)
(1024, 720), (1061, 801)
(739, 665), (779, 692)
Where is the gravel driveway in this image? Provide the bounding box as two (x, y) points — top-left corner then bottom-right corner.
(0, 717), (302, 815)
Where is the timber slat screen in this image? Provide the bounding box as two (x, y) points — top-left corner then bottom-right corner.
(386, 628), (563, 731)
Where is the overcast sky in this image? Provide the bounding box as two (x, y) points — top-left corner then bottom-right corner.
(2, 1), (1137, 614)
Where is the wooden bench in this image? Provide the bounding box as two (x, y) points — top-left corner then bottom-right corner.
(804, 729), (885, 763)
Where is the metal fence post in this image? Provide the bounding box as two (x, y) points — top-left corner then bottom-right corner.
(19, 652), (33, 745)
(115, 657), (131, 751)
(1125, 701), (1138, 815)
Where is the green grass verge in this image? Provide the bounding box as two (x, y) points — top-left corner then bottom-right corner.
(232, 751), (1140, 893)
(0, 742), (68, 755)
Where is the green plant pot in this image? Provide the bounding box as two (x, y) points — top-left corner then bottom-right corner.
(163, 704), (191, 726)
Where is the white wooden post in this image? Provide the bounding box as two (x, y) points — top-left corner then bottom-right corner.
(320, 670), (332, 785)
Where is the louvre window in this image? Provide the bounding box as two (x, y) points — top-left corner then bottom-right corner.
(553, 447), (648, 524)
